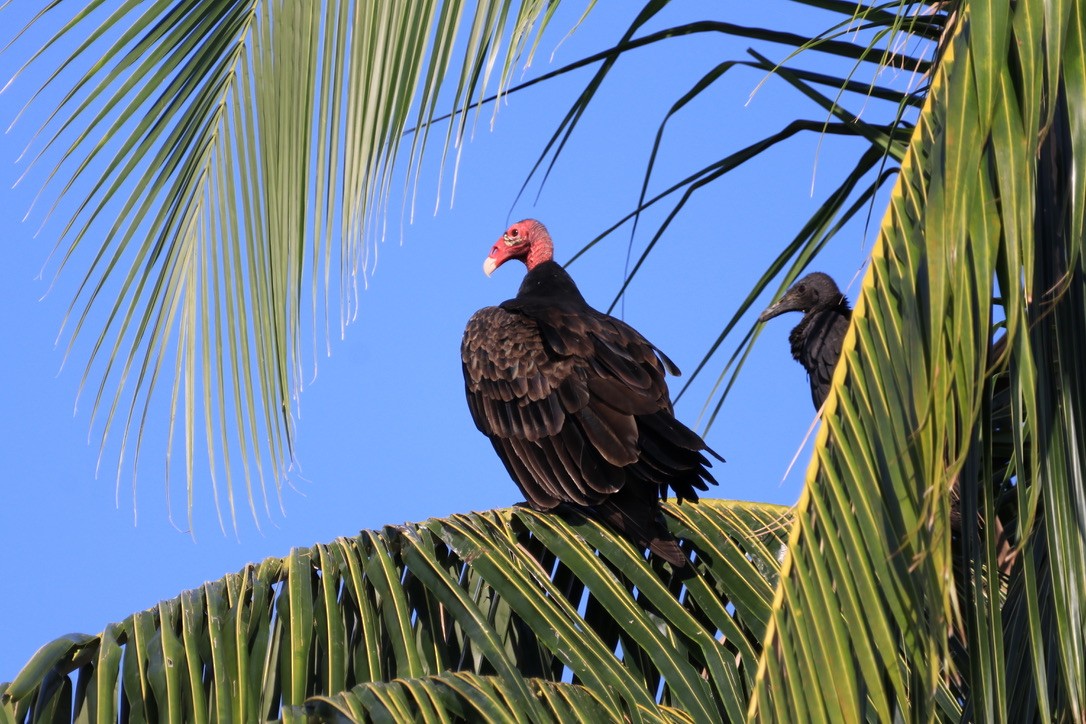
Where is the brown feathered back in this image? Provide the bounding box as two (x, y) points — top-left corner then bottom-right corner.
(463, 257), (719, 566)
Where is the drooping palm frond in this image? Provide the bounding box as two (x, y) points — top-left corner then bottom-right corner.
(294, 673), (690, 723)
(544, 1), (948, 427)
(0, 500), (790, 722)
(3, 0), (579, 530)
(748, 0), (1086, 720)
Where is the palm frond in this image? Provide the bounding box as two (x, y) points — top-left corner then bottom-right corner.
(6, 0), (571, 529)
(294, 673), (691, 723)
(0, 499), (790, 721)
(748, 0), (1086, 719)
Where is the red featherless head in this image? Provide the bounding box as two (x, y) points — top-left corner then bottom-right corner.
(483, 219), (554, 276)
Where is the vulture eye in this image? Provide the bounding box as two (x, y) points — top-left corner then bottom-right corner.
(503, 227), (524, 245)
(796, 284), (807, 294)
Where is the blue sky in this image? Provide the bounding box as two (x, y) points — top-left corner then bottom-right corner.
(0, 2), (893, 679)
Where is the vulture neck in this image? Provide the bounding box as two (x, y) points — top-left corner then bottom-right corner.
(800, 292), (851, 322)
(525, 236), (555, 270)
(788, 299), (851, 358)
(516, 260), (587, 305)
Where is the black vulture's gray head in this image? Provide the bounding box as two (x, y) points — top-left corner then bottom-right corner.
(758, 272), (843, 322)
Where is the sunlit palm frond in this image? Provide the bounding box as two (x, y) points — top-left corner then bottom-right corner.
(0, 500), (790, 721)
(295, 673), (692, 722)
(5, 0), (571, 529)
(749, 0), (1086, 719)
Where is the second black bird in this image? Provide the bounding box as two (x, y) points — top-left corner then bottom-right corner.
(758, 272), (852, 409)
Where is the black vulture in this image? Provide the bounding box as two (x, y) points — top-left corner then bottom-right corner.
(758, 272), (852, 409)
(759, 272), (1018, 576)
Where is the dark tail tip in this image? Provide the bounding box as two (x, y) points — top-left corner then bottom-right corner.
(650, 537), (688, 567)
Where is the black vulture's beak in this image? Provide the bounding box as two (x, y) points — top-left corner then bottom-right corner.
(758, 294), (797, 323)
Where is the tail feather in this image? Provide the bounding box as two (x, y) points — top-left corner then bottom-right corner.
(592, 487), (688, 567)
(647, 536), (687, 567)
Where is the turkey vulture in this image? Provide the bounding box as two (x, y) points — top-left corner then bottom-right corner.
(462, 219), (720, 567)
(758, 272), (852, 409)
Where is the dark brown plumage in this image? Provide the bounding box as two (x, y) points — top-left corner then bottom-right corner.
(758, 272), (852, 409)
(462, 219), (719, 567)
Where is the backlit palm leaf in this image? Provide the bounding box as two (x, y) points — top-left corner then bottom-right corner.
(0, 500), (789, 721)
(295, 673), (691, 722)
(4, 0), (569, 530)
(749, 1), (1086, 720)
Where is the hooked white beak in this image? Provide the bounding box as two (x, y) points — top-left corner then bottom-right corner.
(483, 256), (498, 277)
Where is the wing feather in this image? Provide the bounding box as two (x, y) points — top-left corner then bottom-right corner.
(798, 309), (850, 408)
(463, 288), (718, 566)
